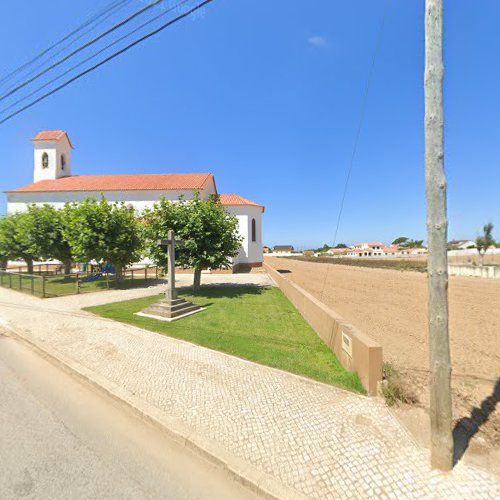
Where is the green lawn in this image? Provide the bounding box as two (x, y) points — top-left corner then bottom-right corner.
(0, 271), (162, 298)
(84, 286), (365, 393)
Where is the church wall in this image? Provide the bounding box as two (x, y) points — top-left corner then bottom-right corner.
(6, 189), (207, 213)
(224, 205), (263, 266)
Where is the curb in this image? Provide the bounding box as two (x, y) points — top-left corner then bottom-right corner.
(2, 323), (308, 500)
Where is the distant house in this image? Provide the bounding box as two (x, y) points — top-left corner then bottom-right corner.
(381, 245), (400, 255)
(326, 248), (348, 255)
(263, 246), (271, 254)
(303, 250), (315, 256)
(448, 240), (476, 250)
(405, 247), (428, 255)
(348, 242), (385, 257)
(273, 245), (295, 255)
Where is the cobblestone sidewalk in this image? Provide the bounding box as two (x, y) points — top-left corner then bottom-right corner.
(0, 283), (498, 499)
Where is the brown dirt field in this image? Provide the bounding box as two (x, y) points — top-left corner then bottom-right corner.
(265, 256), (500, 464)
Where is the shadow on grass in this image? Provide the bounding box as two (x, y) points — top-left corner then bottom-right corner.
(178, 284), (267, 300)
(453, 378), (500, 465)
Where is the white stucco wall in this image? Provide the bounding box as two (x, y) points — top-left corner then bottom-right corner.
(224, 205), (263, 265)
(7, 189), (212, 213)
(33, 138), (72, 182)
(6, 187), (262, 268)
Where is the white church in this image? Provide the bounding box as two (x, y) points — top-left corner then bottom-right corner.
(6, 130), (264, 271)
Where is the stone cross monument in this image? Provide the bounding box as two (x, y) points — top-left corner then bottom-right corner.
(160, 229), (182, 301)
(138, 229), (203, 321)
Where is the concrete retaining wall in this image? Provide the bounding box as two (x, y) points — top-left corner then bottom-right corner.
(448, 264), (500, 279)
(264, 262), (383, 396)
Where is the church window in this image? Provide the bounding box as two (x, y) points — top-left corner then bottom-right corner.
(41, 152), (49, 169)
(251, 218), (256, 242)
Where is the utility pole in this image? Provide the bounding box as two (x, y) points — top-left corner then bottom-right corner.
(424, 0), (453, 470)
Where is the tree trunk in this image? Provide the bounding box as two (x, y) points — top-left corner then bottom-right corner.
(425, 0), (453, 471)
(193, 267), (202, 292)
(64, 259), (72, 275)
(115, 265), (124, 283)
(25, 258), (34, 274)
(479, 250), (484, 267)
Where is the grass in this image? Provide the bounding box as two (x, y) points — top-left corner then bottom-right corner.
(381, 362), (417, 406)
(85, 286), (365, 393)
(0, 270), (161, 298)
(284, 255), (427, 272)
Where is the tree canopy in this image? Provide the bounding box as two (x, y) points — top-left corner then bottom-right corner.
(392, 237), (424, 248)
(143, 194), (242, 290)
(62, 197), (143, 280)
(0, 212), (41, 273)
(476, 222), (495, 264)
(23, 204), (73, 273)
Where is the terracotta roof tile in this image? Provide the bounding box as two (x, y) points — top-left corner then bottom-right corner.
(32, 130), (74, 148)
(218, 193), (264, 211)
(11, 173), (214, 193)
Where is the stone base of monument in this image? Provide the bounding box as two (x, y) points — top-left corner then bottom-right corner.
(136, 298), (204, 322)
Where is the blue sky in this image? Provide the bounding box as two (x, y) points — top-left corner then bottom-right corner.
(0, 0), (498, 248)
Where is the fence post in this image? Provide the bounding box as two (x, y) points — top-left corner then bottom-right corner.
(155, 266), (158, 279)
(145, 266), (148, 282)
(76, 273), (80, 294)
(0, 272), (3, 288)
(42, 275), (46, 298)
(31, 275), (35, 295)
(106, 273), (109, 289)
(19, 273), (22, 290)
(9, 273), (12, 289)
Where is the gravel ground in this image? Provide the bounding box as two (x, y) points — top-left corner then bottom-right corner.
(265, 257), (500, 458)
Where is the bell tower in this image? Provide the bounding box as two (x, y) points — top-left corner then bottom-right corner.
(32, 130), (73, 183)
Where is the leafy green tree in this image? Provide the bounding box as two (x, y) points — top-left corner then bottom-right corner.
(143, 194), (242, 291)
(24, 204), (74, 274)
(0, 216), (11, 269)
(63, 197), (143, 281)
(335, 243), (348, 249)
(476, 222), (495, 266)
(392, 237), (409, 246)
(0, 212), (40, 273)
(392, 237), (424, 248)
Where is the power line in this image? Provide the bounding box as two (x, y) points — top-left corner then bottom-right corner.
(0, 0), (167, 104)
(0, 0), (130, 89)
(319, 0), (391, 301)
(0, 0), (214, 126)
(0, 0), (192, 117)
(0, 0), (134, 96)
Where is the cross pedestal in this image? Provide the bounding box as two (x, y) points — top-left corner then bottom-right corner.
(137, 230), (203, 321)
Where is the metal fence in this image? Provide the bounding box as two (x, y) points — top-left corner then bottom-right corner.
(0, 266), (162, 299)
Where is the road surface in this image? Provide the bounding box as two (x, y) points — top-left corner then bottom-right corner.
(0, 333), (258, 500)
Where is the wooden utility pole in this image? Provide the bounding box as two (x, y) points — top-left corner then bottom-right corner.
(424, 0), (453, 470)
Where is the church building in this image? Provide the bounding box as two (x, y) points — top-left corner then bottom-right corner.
(6, 130), (264, 271)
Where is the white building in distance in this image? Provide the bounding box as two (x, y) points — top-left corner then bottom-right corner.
(6, 130), (264, 271)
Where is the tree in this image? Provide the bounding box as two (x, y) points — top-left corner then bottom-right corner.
(0, 216), (11, 270)
(335, 243), (348, 249)
(63, 197), (143, 281)
(24, 204), (74, 274)
(392, 237), (424, 248)
(476, 222), (495, 266)
(392, 236), (409, 246)
(0, 212), (40, 273)
(143, 194), (242, 291)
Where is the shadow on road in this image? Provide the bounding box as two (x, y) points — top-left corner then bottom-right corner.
(453, 378), (500, 464)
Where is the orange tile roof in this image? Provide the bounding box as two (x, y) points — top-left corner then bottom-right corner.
(11, 173), (214, 193)
(32, 130), (74, 148)
(218, 193), (264, 211)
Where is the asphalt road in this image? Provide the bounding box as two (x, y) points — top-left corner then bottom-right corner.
(0, 333), (258, 500)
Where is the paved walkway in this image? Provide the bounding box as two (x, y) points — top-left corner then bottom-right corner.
(0, 280), (498, 499)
